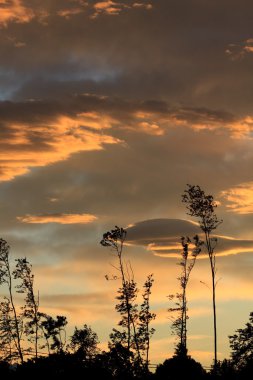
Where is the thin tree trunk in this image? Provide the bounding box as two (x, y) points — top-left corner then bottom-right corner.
(118, 245), (131, 351)
(211, 264), (217, 369)
(118, 243), (143, 367)
(6, 262), (23, 364)
(146, 320), (150, 371)
(205, 229), (217, 370)
(34, 302), (38, 359)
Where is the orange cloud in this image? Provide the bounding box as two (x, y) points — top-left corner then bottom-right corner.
(91, 1), (153, 18)
(1, 97), (252, 184)
(17, 213), (97, 224)
(92, 1), (124, 18)
(221, 182), (253, 214)
(135, 109), (253, 139)
(57, 8), (84, 19)
(0, 112), (121, 181)
(0, 0), (34, 26)
(226, 38), (253, 60)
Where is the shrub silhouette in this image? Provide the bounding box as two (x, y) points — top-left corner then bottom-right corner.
(155, 355), (206, 380)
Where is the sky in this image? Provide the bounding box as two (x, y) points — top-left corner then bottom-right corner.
(0, 0), (253, 368)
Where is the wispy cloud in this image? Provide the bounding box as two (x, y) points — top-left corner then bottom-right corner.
(17, 213), (97, 224)
(221, 181), (253, 214)
(0, 101), (121, 181)
(134, 107), (253, 139)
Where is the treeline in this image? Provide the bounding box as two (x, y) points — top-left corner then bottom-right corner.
(0, 185), (252, 379)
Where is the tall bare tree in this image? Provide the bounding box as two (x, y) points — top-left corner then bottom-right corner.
(101, 226), (143, 367)
(182, 184), (222, 368)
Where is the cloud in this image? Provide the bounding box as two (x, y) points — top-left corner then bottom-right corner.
(93, 1), (124, 16)
(226, 38), (253, 60)
(3, 95), (252, 183)
(17, 213), (97, 224)
(41, 291), (111, 306)
(221, 182), (253, 214)
(91, 1), (153, 18)
(133, 2), (152, 10)
(32, 292), (115, 324)
(0, 0), (252, 118)
(126, 218), (199, 245)
(126, 218), (253, 257)
(0, 0), (34, 26)
(133, 106), (253, 139)
(57, 7), (85, 19)
(1, 103), (252, 235)
(0, 98), (122, 181)
(0, 0), (153, 26)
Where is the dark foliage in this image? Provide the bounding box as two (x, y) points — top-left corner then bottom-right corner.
(229, 312), (253, 370)
(155, 355), (206, 380)
(69, 324), (99, 360)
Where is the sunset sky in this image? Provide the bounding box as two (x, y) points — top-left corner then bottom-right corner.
(0, 0), (253, 368)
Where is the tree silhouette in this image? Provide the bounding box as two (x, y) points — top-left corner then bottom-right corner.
(138, 274), (156, 371)
(40, 314), (68, 354)
(101, 226), (143, 367)
(0, 239), (24, 363)
(168, 236), (201, 357)
(0, 299), (13, 362)
(13, 258), (40, 359)
(69, 324), (99, 360)
(229, 311), (253, 370)
(182, 184), (222, 369)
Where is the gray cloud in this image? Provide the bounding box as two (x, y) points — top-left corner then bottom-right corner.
(1, 94), (250, 185)
(127, 219), (253, 257)
(0, 0), (251, 114)
(126, 218), (199, 245)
